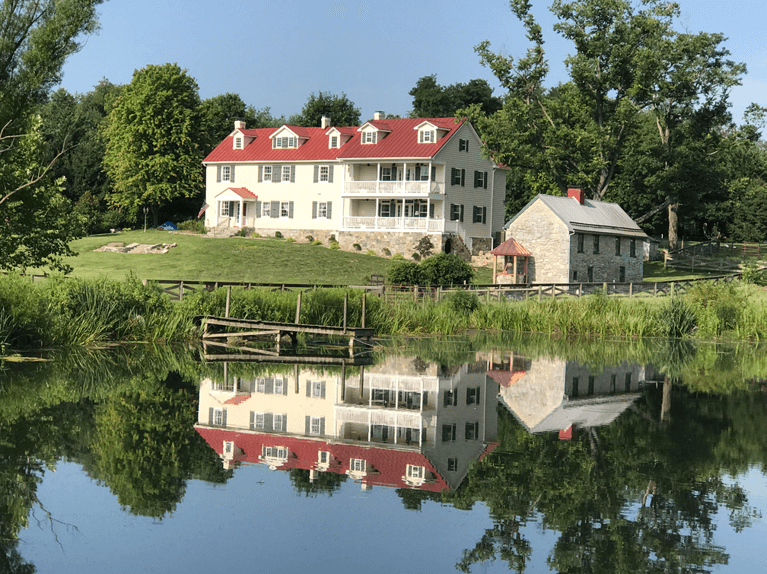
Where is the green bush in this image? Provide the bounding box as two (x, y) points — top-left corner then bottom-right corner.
(177, 219), (205, 234)
(237, 228), (249, 237)
(305, 235), (314, 243)
(286, 237), (296, 243)
(447, 290), (480, 315)
(330, 241), (340, 250)
(388, 261), (426, 285)
(391, 253), (404, 260)
(382, 248), (391, 257)
(660, 297), (697, 338)
(366, 249), (376, 256)
(742, 261), (767, 286)
(421, 253), (473, 286)
(412, 252), (421, 261)
(274, 231), (283, 239)
(312, 239), (322, 246)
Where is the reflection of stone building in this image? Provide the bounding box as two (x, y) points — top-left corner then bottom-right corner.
(195, 357), (498, 492)
(489, 351), (651, 437)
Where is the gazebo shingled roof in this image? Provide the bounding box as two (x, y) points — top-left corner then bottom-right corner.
(491, 237), (531, 257)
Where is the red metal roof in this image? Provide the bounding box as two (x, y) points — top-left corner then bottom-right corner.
(491, 237), (532, 257)
(224, 394), (252, 405)
(204, 118), (465, 163)
(215, 187), (258, 200)
(195, 425), (450, 492)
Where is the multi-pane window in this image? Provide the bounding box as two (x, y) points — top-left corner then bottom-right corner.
(273, 414), (285, 432)
(235, 137), (242, 149)
(311, 380), (323, 398)
(222, 166), (231, 182)
(319, 166), (329, 182)
(466, 387), (481, 405)
(274, 378), (283, 395)
(443, 389), (458, 407)
(213, 409), (224, 426)
(447, 458), (458, 471)
(363, 131), (375, 144)
(224, 441), (233, 454)
(255, 413), (265, 429)
(331, 136), (338, 148)
(442, 423), (457, 442)
(593, 235), (600, 254)
(273, 137), (296, 148)
(319, 451), (329, 464)
(465, 422), (479, 440)
(263, 166), (272, 181)
(219, 202), (232, 217)
(280, 202), (290, 218)
(379, 202), (392, 218)
(310, 417), (322, 435)
(381, 167), (392, 181)
(318, 202), (328, 218)
(350, 458), (366, 472)
(282, 166), (291, 182)
(422, 130), (432, 142)
(407, 465), (424, 479)
(262, 202), (271, 218)
(263, 446), (288, 460)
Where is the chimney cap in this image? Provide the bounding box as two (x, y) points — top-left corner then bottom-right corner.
(321, 115), (331, 129)
(373, 111), (385, 120)
(234, 120), (246, 130)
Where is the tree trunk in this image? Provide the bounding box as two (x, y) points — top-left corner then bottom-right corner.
(668, 202), (679, 251)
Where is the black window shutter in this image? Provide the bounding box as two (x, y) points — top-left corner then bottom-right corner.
(319, 418), (326, 436)
(216, 166), (221, 183)
(255, 201), (261, 217)
(429, 203), (434, 218)
(305, 416), (311, 435)
(312, 201), (318, 219)
(484, 172), (488, 189)
(208, 407), (214, 425)
(250, 411), (255, 430)
(460, 204), (464, 222)
(320, 381), (326, 399)
(431, 166), (436, 181)
(483, 206), (487, 224)
(415, 166), (421, 180)
(474, 171), (479, 188)
(265, 413), (274, 431)
(466, 140), (469, 152)
(222, 410), (227, 427)
(326, 202), (332, 219)
(461, 169), (465, 186)
(306, 382), (311, 397)
(450, 168), (456, 185)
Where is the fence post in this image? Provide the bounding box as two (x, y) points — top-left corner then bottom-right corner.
(629, 283), (633, 297)
(670, 282), (675, 297)
(225, 286), (231, 318)
(538, 285), (542, 302)
(295, 291), (302, 324)
(413, 285), (418, 302)
(179, 280), (184, 301)
(579, 283), (583, 297)
(361, 293), (366, 329)
(603, 282), (607, 296)
(654, 283), (657, 297)
(343, 292), (348, 333)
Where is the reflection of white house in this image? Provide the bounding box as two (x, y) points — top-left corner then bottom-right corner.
(195, 356), (499, 491)
(490, 352), (649, 438)
(202, 114), (507, 257)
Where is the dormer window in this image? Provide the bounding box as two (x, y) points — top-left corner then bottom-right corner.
(331, 136), (338, 148)
(273, 136), (296, 149)
(234, 137), (242, 149)
(419, 129), (435, 143)
(363, 131), (376, 144)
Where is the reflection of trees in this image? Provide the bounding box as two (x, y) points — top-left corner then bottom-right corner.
(289, 469), (347, 497)
(450, 383), (767, 573)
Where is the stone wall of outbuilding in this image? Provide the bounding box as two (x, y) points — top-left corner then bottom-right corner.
(568, 233), (644, 284)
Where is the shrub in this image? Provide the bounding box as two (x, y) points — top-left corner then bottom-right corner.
(252, 232), (261, 238)
(415, 236), (434, 258)
(660, 297), (696, 338)
(412, 253), (421, 261)
(353, 243), (361, 251)
(237, 228), (249, 237)
(392, 253), (404, 260)
(312, 240), (322, 246)
(330, 241), (340, 250)
(177, 219), (205, 234)
(286, 237), (296, 243)
(382, 248), (391, 257)
(305, 235), (314, 242)
(421, 253), (473, 286)
(388, 261), (426, 285)
(742, 261), (767, 286)
(447, 290), (480, 315)
(274, 231), (283, 239)
(366, 249), (376, 256)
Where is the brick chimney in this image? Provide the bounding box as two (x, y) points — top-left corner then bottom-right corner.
(373, 111), (385, 120)
(234, 120), (246, 130)
(321, 115), (331, 129)
(567, 188), (585, 205)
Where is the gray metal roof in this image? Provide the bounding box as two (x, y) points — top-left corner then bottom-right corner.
(506, 194), (649, 239)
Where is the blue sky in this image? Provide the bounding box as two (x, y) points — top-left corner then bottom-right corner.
(59, 0), (766, 124)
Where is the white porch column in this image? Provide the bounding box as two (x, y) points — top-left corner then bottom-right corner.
(375, 198), (379, 230)
(376, 163), (381, 193)
(428, 161), (433, 193)
(402, 162), (406, 192)
(239, 199), (243, 227)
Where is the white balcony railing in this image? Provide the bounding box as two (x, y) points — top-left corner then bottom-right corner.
(343, 181), (444, 195)
(342, 217), (448, 232)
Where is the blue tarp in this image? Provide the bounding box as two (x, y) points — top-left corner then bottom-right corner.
(159, 221), (178, 230)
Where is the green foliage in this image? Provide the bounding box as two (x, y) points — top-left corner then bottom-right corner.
(289, 469), (347, 497)
(408, 74), (502, 118)
(388, 261), (426, 285)
(382, 248), (391, 257)
(421, 253), (473, 286)
(305, 235), (314, 242)
(312, 239), (322, 246)
(289, 91), (360, 127)
(177, 219), (205, 234)
(285, 237), (296, 243)
(274, 231), (283, 238)
(660, 296), (697, 338)
(742, 261), (767, 286)
(412, 252), (421, 261)
(391, 252), (404, 260)
(366, 249), (376, 256)
(199, 93), (284, 154)
(353, 243), (361, 251)
(447, 290), (480, 315)
(103, 63), (204, 223)
(236, 228), (249, 237)
(330, 241), (340, 250)
(686, 282), (746, 337)
(415, 236), (434, 258)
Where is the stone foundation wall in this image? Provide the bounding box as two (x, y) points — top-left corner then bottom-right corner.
(471, 237), (493, 255)
(337, 231), (440, 258)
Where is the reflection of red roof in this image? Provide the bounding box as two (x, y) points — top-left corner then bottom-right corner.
(195, 426), (450, 492)
(477, 442), (499, 462)
(487, 370), (527, 387)
(224, 394), (252, 405)
(491, 237), (531, 257)
(215, 187), (258, 200)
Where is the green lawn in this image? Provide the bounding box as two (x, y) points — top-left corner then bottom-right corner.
(47, 230), (401, 284)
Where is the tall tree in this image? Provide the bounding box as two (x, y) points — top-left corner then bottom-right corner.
(289, 91), (360, 127)
(199, 93), (284, 154)
(467, 0), (744, 248)
(103, 63), (204, 226)
(0, 0), (104, 272)
(409, 74), (502, 118)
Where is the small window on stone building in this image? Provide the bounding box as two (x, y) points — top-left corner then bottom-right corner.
(572, 270), (578, 281)
(630, 239), (636, 258)
(619, 266), (626, 282)
(577, 234), (584, 253)
(587, 266), (594, 282)
(593, 235), (600, 254)
(615, 237), (621, 256)
(572, 377), (579, 398)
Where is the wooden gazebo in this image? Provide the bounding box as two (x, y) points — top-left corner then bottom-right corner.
(491, 237), (531, 284)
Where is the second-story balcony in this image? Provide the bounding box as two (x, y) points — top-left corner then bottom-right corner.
(344, 180), (444, 195)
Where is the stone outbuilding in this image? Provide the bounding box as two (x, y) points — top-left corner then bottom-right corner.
(503, 189), (649, 284)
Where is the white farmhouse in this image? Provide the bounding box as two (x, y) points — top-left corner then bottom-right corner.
(202, 114), (507, 258)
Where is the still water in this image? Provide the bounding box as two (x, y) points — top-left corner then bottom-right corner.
(3, 335), (767, 573)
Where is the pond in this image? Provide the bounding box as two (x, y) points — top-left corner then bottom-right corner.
(2, 335), (767, 573)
